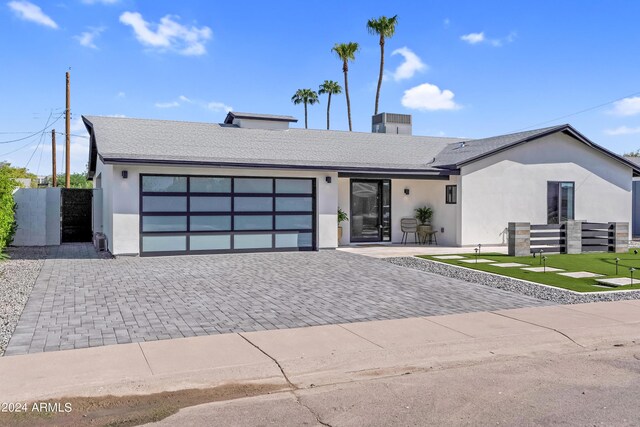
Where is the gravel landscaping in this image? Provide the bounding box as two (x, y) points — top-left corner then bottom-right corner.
(386, 256), (640, 304)
(0, 247), (45, 356)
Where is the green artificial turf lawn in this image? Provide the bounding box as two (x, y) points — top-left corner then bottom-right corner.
(418, 250), (640, 293)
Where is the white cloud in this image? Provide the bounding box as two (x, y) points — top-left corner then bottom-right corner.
(206, 101), (233, 112)
(604, 125), (640, 136)
(154, 96), (232, 112)
(116, 91), (125, 98)
(461, 31), (516, 47)
(119, 11), (212, 56)
(155, 101), (180, 108)
(401, 83), (461, 111)
(461, 32), (484, 44)
(8, 1), (58, 29)
(609, 97), (640, 116)
(74, 27), (105, 49)
(390, 47), (427, 81)
(106, 114), (126, 118)
(443, 18), (450, 28)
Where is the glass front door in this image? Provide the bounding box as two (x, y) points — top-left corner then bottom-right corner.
(350, 179), (391, 242)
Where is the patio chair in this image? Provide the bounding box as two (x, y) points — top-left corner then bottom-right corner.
(401, 218), (419, 245)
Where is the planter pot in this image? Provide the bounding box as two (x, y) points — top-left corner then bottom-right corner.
(417, 224), (432, 233)
(338, 225), (343, 242)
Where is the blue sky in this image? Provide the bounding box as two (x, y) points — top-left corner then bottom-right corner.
(2, 0), (640, 174)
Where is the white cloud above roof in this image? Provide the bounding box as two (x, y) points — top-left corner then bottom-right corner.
(461, 32), (484, 44)
(8, 1), (58, 29)
(401, 83), (461, 111)
(609, 97), (640, 116)
(119, 11), (212, 56)
(604, 125), (640, 135)
(461, 31), (516, 47)
(390, 47), (427, 81)
(75, 27), (105, 49)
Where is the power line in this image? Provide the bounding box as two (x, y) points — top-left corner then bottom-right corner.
(510, 90), (640, 133)
(0, 113), (64, 144)
(24, 110), (53, 170)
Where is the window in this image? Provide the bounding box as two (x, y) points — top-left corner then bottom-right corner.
(445, 185), (457, 204)
(547, 181), (575, 224)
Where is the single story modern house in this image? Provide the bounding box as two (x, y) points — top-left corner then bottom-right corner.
(83, 112), (640, 256)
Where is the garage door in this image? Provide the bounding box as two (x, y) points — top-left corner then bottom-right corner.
(140, 174), (316, 256)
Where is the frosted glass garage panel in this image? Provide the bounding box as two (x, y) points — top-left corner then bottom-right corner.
(275, 179), (312, 194)
(190, 177), (231, 193)
(190, 235), (231, 250)
(234, 215), (272, 230)
(234, 178), (272, 193)
(142, 235), (186, 252)
(190, 197), (231, 212)
(142, 176), (186, 192)
(275, 232), (312, 248)
(234, 234), (272, 249)
(190, 216), (231, 231)
(234, 197), (272, 212)
(142, 216), (187, 232)
(142, 196), (187, 212)
(276, 215), (312, 230)
(275, 197), (312, 212)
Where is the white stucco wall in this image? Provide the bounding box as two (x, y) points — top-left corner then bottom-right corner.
(94, 159), (114, 252)
(460, 132), (633, 245)
(101, 164), (338, 255)
(12, 188), (60, 246)
(337, 176), (461, 246)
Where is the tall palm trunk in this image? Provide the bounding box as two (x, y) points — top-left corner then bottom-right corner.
(374, 35), (384, 115)
(326, 93), (332, 130)
(304, 102), (308, 129)
(343, 61), (352, 131)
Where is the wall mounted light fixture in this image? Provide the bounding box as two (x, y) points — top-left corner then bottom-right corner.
(325, 176), (332, 184)
(404, 188), (410, 195)
(121, 170), (128, 179)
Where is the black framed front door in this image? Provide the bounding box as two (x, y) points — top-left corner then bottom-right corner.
(350, 179), (391, 242)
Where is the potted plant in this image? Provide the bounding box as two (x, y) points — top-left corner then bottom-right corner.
(338, 207), (349, 242)
(414, 206), (434, 235)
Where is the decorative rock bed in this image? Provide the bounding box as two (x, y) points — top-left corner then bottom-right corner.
(385, 256), (640, 304)
(0, 247), (45, 356)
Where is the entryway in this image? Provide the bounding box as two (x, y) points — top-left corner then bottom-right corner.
(60, 189), (93, 243)
(350, 179), (391, 242)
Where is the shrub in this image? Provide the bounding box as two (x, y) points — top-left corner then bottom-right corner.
(414, 206), (433, 225)
(0, 166), (17, 256)
(338, 207), (349, 224)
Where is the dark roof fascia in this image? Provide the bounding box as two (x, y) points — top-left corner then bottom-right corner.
(100, 157), (451, 176)
(224, 112), (298, 124)
(455, 124), (640, 176)
(338, 172), (453, 180)
(83, 116), (97, 180)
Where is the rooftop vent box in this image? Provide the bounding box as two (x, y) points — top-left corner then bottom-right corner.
(372, 113), (412, 135)
(224, 112), (298, 130)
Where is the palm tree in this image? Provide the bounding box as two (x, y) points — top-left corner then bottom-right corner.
(318, 80), (342, 130)
(331, 42), (359, 131)
(367, 15), (398, 115)
(291, 89), (319, 129)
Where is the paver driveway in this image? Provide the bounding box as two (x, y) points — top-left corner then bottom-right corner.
(5, 244), (551, 355)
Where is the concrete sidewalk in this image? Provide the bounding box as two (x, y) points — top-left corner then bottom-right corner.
(1, 301), (640, 402)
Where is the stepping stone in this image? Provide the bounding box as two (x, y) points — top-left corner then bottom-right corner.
(557, 271), (603, 279)
(596, 277), (636, 287)
(491, 262), (529, 268)
(458, 258), (495, 264)
(521, 267), (564, 273)
(432, 255), (466, 260)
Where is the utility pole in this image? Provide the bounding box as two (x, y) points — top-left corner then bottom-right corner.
(65, 71), (71, 188)
(51, 129), (57, 187)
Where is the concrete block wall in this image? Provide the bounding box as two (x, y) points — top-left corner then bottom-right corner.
(565, 220), (582, 254)
(12, 188), (61, 246)
(508, 222), (530, 256)
(610, 222), (629, 253)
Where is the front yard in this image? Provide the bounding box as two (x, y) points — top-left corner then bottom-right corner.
(420, 250), (640, 293)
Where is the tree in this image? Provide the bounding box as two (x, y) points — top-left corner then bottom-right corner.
(367, 15), (398, 115)
(332, 42), (359, 131)
(0, 165), (18, 256)
(56, 172), (92, 189)
(318, 80), (342, 130)
(291, 89), (319, 129)
(0, 162), (37, 188)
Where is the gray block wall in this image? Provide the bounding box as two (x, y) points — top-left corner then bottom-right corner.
(610, 222), (629, 253)
(565, 220), (582, 254)
(508, 222), (530, 257)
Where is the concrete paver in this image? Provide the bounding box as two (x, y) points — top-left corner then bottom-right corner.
(6, 244), (549, 355)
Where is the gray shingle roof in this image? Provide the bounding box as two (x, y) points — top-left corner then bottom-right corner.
(84, 116), (640, 177)
(83, 115), (465, 172)
(431, 125), (566, 168)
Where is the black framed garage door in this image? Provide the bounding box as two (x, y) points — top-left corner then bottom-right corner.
(139, 174), (316, 256)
